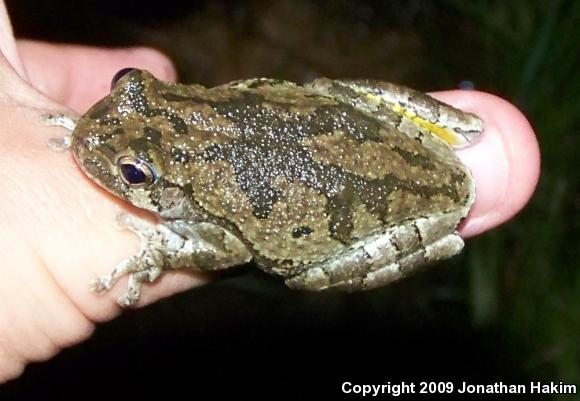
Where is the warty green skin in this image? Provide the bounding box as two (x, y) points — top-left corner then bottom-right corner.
(65, 69), (482, 306)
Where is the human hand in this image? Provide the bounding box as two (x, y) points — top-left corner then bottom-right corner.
(0, 3), (539, 384)
(0, 2), (204, 381)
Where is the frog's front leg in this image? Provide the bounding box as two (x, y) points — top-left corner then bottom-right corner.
(92, 213), (252, 307)
(285, 212), (465, 291)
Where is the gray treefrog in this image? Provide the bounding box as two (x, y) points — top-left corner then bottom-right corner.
(46, 68), (482, 306)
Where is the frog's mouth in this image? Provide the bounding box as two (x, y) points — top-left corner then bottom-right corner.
(73, 150), (128, 198)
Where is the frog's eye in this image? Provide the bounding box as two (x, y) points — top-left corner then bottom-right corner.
(117, 156), (156, 187)
(111, 68), (136, 90)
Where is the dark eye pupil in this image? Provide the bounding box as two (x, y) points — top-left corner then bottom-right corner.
(119, 163), (147, 184)
(111, 68), (136, 89)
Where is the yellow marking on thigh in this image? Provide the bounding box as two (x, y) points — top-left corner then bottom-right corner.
(365, 93), (462, 146)
(391, 103), (461, 146)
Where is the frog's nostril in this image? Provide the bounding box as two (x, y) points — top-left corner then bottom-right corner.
(111, 68), (136, 90)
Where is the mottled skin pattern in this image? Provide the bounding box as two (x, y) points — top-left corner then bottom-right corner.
(68, 69), (483, 305)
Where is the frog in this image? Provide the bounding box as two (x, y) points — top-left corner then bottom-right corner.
(45, 68), (483, 307)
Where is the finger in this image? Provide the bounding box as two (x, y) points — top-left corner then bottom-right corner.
(0, 1), (25, 77)
(431, 90), (540, 238)
(17, 40), (177, 113)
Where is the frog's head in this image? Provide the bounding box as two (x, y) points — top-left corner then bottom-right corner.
(71, 68), (178, 215)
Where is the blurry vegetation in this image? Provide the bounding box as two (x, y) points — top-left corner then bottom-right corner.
(435, 0), (580, 388)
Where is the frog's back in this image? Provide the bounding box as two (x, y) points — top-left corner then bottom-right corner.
(147, 77), (472, 271)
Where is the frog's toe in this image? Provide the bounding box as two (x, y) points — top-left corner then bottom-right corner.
(42, 113), (78, 130)
(117, 292), (138, 308)
(47, 135), (72, 151)
(42, 113), (77, 151)
(117, 267), (162, 307)
(118, 272), (145, 306)
(90, 275), (114, 293)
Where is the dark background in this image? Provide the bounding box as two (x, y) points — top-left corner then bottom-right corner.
(2, 1), (579, 400)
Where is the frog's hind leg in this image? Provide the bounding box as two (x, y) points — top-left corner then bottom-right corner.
(305, 79), (483, 149)
(285, 212), (465, 292)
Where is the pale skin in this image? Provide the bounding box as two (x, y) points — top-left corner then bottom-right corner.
(0, 1), (540, 383)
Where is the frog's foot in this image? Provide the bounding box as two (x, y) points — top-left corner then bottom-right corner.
(285, 213), (465, 292)
(91, 213), (167, 307)
(92, 212), (252, 307)
(42, 113), (77, 151)
(91, 254), (163, 307)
